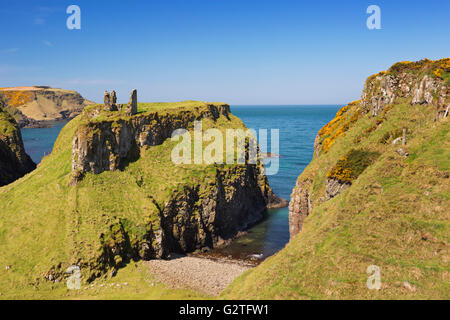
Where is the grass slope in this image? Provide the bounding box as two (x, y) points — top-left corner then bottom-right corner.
(223, 100), (449, 299)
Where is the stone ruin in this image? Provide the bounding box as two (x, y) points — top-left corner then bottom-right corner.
(103, 89), (137, 115)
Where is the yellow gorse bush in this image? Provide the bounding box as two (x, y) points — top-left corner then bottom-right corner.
(317, 102), (360, 153)
(433, 69), (443, 79)
(0, 91), (35, 107)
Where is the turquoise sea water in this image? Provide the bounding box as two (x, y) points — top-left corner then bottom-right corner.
(21, 121), (68, 164)
(21, 105), (340, 260)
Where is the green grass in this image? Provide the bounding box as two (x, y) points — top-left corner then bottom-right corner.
(223, 100), (450, 300)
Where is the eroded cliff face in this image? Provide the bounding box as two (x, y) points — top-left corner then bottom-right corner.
(0, 86), (93, 127)
(160, 165), (270, 253)
(289, 58), (449, 238)
(0, 103), (36, 186)
(361, 59), (449, 117)
(71, 103), (231, 176)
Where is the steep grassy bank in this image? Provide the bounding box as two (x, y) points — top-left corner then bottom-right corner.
(224, 58), (449, 299)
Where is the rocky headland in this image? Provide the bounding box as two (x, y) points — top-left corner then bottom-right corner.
(0, 86), (94, 128)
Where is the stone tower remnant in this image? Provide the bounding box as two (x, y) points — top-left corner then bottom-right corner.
(125, 89), (137, 115)
(103, 89), (136, 113)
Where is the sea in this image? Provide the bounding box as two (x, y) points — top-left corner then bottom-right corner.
(21, 105), (340, 261)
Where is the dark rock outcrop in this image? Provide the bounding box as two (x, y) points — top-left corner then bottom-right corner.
(361, 59), (449, 118)
(158, 165), (273, 256)
(72, 102), (231, 176)
(0, 104), (36, 186)
(288, 178), (312, 238)
(325, 177), (351, 200)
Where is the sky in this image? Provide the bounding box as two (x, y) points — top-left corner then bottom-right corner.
(0, 0), (449, 105)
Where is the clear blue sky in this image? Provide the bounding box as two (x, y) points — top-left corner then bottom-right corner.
(0, 0), (449, 104)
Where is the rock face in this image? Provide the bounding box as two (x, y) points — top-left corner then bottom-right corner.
(288, 178), (312, 237)
(0, 86), (93, 127)
(325, 177), (351, 200)
(361, 59), (449, 118)
(158, 165), (273, 255)
(0, 102), (36, 186)
(72, 93), (232, 176)
(289, 58), (450, 239)
(87, 162), (278, 275)
(125, 89), (137, 115)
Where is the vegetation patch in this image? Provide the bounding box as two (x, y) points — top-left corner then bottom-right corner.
(317, 101), (361, 153)
(0, 90), (35, 107)
(367, 58), (450, 81)
(327, 149), (381, 183)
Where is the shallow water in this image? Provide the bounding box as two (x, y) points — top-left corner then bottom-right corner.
(20, 105), (340, 261)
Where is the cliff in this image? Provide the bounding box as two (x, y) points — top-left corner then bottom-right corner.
(0, 94), (284, 292)
(224, 58), (449, 299)
(0, 86), (94, 127)
(0, 99), (36, 186)
(291, 58), (449, 237)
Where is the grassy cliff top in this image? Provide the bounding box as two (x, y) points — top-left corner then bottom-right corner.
(365, 57), (450, 85)
(0, 86), (78, 93)
(82, 101), (228, 122)
(137, 100), (228, 112)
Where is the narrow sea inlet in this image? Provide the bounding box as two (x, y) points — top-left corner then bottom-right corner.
(205, 105), (340, 261)
(21, 105), (340, 261)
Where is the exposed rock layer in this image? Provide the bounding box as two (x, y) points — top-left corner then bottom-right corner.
(361, 60), (449, 117)
(0, 103), (36, 186)
(72, 103), (231, 175)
